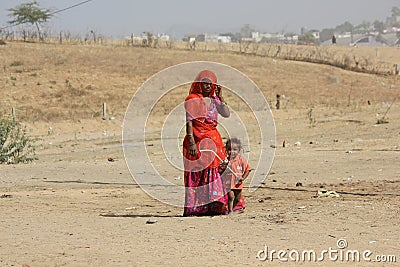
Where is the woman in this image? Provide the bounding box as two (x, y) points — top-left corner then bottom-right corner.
(183, 70), (230, 216)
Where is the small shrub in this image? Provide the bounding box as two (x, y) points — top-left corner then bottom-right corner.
(10, 61), (23, 67)
(307, 105), (317, 127)
(0, 113), (37, 164)
(376, 118), (389, 124)
(376, 97), (396, 125)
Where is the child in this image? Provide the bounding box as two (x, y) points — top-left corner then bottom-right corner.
(225, 138), (251, 213)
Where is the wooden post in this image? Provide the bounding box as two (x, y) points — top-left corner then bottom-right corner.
(11, 107), (15, 119)
(59, 31), (62, 44)
(102, 103), (107, 120)
(276, 94), (281, 110)
(394, 64), (399, 75)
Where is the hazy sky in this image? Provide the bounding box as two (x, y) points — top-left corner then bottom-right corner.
(1, 0), (399, 39)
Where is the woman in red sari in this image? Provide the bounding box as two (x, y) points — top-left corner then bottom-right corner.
(183, 70), (230, 216)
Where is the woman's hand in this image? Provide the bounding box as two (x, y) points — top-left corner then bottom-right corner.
(215, 85), (224, 102)
(218, 159), (228, 173)
(215, 85), (230, 117)
(189, 142), (198, 156)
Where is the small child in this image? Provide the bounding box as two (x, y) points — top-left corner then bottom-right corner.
(225, 138), (251, 213)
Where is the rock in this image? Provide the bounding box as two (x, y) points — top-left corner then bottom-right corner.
(146, 219), (158, 224)
(282, 140), (288, 147)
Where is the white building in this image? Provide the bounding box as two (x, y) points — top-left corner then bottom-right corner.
(217, 36), (231, 43)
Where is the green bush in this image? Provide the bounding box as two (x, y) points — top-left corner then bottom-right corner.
(0, 113), (37, 164)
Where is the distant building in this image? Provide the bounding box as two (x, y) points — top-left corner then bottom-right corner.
(310, 30), (320, 40)
(204, 33), (219, 43)
(250, 32), (287, 43)
(157, 34), (170, 41)
(194, 33), (231, 43)
(217, 36), (231, 43)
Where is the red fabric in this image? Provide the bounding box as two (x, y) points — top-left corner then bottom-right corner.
(233, 195), (246, 211)
(189, 69), (217, 95)
(183, 70), (226, 170)
(183, 168), (228, 216)
(183, 70), (228, 216)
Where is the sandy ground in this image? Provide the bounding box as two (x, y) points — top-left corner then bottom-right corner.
(1, 42), (400, 266)
(1, 102), (400, 266)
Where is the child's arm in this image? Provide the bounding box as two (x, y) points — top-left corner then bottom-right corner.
(242, 169), (251, 180)
(238, 169), (251, 184)
(238, 157), (251, 184)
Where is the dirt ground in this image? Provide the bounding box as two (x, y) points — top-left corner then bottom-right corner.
(1, 43), (400, 266)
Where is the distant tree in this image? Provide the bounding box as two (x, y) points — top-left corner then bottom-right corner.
(239, 24), (255, 39)
(391, 7), (400, 27)
(373, 20), (385, 33)
(335, 21), (354, 34)
(354, 21), (372, 34)
(298, 32), (316, 44)
(319, 28), (335, 42)
(7, 1), (53, 41)
(391, 6), (400, 17)
(260, 37), (270, 43)
(284, 32), (296, 38)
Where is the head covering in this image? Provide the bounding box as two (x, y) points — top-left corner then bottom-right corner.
(189, 70), (217, 96)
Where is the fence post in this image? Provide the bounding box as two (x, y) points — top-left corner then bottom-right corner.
(102, 102), (107, 120)
(394, 64), (399, 75)
(276, 94), (281, 110)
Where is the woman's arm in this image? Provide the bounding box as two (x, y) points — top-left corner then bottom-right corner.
(215, 85), (230, 118)
(186, 120), (198, 156)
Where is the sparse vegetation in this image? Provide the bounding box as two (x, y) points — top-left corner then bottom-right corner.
(307, 105), (317, 127)
(0, 41), (398, 123)
(0, 112), (37, 163)
(10, 61), (23, 67)
(7, 1), (53, 41)
(376, 97), (397, 124)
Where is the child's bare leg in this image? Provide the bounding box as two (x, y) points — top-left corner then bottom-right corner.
(228, 190), (234, 213)
(233, 189), (242, 210)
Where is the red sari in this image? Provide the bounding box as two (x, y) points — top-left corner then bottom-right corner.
(183, 70), (229, 216)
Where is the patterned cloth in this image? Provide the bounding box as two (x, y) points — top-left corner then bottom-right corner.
(183, 70), (228, 216)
